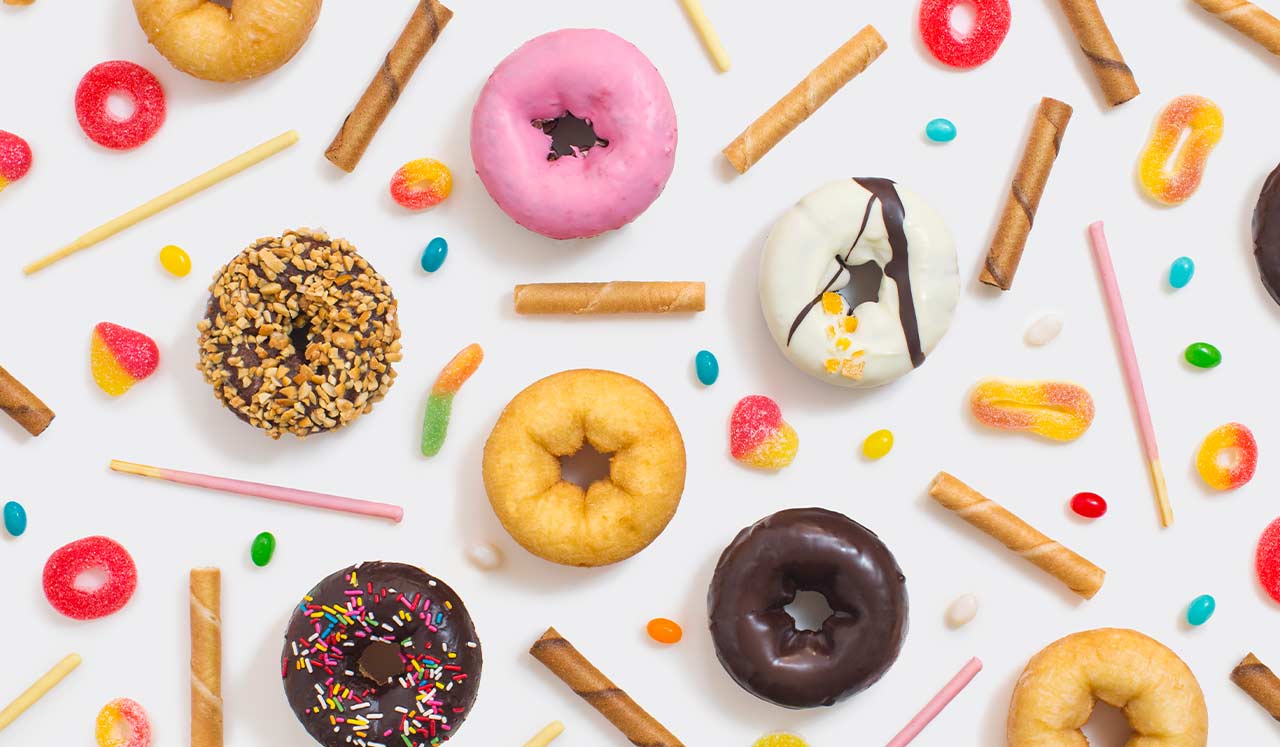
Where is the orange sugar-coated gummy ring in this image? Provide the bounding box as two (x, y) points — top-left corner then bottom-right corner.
(1138, 95), (1223, 206)
(483, 369), (686, 567)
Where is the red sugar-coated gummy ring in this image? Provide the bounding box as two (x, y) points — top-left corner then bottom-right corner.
(1257, 518), (1280, 605)
(0, 130), (33, 183)
(42, 536), (138, 620)
(918, 0), (1012, 69)
(75, 61), (166, 150)
(96, 697), (152, 747)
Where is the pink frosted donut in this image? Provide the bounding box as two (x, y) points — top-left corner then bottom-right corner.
(471, 29), (677, 240)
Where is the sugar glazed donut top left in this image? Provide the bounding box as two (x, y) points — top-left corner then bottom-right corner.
(197, 229), (402, 438)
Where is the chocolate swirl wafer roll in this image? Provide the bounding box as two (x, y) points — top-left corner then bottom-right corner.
(1053, 0), (1140, 106)
(0, 364), (54, 437)
(530, 628), (684, 747)
(190, 568), (222, 747)
(928, 472), (1105, 599)
(325, 0), (453, 172)
(1192, 0), (1280, 56)
(1232, 652), (1280, 720)
(979, 97), (1072, 291)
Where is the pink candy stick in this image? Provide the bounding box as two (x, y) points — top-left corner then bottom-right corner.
(884, 657), (982, 747)
(109, 460), (403, 522)
(1086, 221), (1174, 528)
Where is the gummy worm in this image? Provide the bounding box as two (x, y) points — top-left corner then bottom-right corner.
(421, 343), (484, 457)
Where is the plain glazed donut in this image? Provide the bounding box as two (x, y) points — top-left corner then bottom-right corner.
(1009, 628), (1208, 747)
(482, 369), (685, 567)
(133, 0), (322, 82)
(759, 178), (959, 388)
(470, 29), (678, 239)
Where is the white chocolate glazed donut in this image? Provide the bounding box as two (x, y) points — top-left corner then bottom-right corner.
(759, 178), (958, 387)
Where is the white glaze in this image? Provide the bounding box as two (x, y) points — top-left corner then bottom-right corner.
(759, 179), (959, 387)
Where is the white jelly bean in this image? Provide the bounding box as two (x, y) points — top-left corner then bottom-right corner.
(465, 542), (503, 571)
(1024, 313), (1063, 346)
(945, 594), (979, 628)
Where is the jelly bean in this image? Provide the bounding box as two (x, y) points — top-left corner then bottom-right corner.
(0, 130), (33, 192)
(1185, 594), (1215, 626)
(646, 617), (683, 645)
(95, 697), (152, 747)
(75, 61), (167, 151)
(1196, 422), (1257, 491)
(1184, 342), (1221, 369)
(752, 733), (808, 747)
(695, 350), (719, 386)
(422, 344), (484, 457)
(1070, 492), (1107, 519)
(159, 244), (191, 277)
(1024, 313), (1063, 346)
(420, 237), (448, 273)
(1169, 257), (1195, 289)
(945, 593), (978, 628)
(91, 322), (159, 396)
(918, 0), (1011, 69)
(1138, 95), (1223, 206)
(1256, 517), (1280, 604)
(730, 395), (798, 470)
(251, 531), (276, 567)
(862, 429), (894, 460)
(465, 542), (503, 571)
(970, 378), (1095, 441)
(2, 500), (26, 537)
(925, 117), (956, 143)
(390, 158), (453, 210)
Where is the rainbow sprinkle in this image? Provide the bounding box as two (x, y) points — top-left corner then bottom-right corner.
(421, 344), (483, 457)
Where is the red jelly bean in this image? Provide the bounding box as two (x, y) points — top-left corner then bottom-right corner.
(918, 0), (1012, 69)
(1070, 492), (1107, 519)
(75, 61), (166, 150)
(43, 536), (138, 620)
(1257, 518), (1280, 605)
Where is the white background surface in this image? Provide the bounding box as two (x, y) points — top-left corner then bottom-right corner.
(2, 1), (1279, 744)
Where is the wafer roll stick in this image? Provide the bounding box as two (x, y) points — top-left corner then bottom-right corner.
(928, 472), (1105, 599)
(1053, 0), (1139, 106)
(0, 364), (54, 436)
(514, 282), (705, 314)
(980, 98), (1072, 291)
(1192, 0), (1280, 56)
(1233, 653), (1280, 720)
(190, 569), (222, 747)
(723, 25), (885, 174)
(530, 628), (684, 747)
(325, 0), (453, 172)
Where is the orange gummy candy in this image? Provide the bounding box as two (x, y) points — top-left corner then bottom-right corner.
(969, 378), (1094, 442)
(1138, 95), (1223, 206)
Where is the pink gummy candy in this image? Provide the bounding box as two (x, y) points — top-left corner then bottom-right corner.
(0, 130), (32, 188)
(43, 536), (138, 620)
(75, 61), (166, 150)
(91, 322), (160, 396)
(730, 395), (799, 470)
(1257, 518), (1280, 605)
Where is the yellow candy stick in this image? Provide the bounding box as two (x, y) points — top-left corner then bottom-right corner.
(24, 131), (299, 275)
(677, 0), (731, 72)
(523, 720), (565, 747)
(0, 654), (81, 733)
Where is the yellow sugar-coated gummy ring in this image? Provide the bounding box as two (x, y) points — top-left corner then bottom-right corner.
(133, 0), (322, 82)
(483, 369), (686, 567)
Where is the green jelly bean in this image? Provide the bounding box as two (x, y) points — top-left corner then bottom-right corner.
(1186, 594), (1215, 626)
(251, 531), (276, 567)
(1184, 342), (1221, 369)
(3, 500), (26, 537)
(695, 350), (719, 386)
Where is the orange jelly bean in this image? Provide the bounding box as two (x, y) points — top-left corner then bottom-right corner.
(1138, 95), (1223, 206)
(646, 617), (683, 644)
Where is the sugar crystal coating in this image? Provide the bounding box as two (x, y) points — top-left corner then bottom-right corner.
(0, 130), (33, 186)
(1257, 518), (1280, 604)
(1138, 96), (1223, 206)
(1196, 422), (1257, 491)
(75, 61), (166, 150)
(918, 0), (1011, 69)
(91, 322), (159, 396)
(95, 697), (152, 747)
(42, 535), (138, 620)
(970, 378), (1094, 441)
(391, 158), (453, 210)
(730, 395), (798, 469)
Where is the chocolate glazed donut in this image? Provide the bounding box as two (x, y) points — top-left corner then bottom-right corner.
(707, 507), (908, 709)
(1254, 162), (1280, 306)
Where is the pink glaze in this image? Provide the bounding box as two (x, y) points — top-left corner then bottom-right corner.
(470, 29), (677, 239)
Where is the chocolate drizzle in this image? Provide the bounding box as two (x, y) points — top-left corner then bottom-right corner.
(784, 178), (925, 368)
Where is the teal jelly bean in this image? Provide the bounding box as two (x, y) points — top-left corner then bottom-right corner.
(1169, 257), (1195, 289)
(420, 237), (448, 273)
(695, 350), (719, 386)
(1184, 342), (1221, 369)
(925, 118), (956, 143)
(1186, 594), (1215, 626)
(251, 531), (276, 567)
(2, 501), (26, 537)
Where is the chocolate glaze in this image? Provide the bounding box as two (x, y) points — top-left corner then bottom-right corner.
(1254, 162), (1280, 306)
(785, 178), (925, 368)
(707, 507), (908, 709)
(281, 563), (482, 746)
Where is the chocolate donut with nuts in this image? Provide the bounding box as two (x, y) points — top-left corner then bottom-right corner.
(197, 228), (402, 438)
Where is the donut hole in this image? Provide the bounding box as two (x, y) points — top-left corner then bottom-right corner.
(288, 318), (311, 357)
(949, 1), (977, 38)
(74, 567), (109, 592)
(106, 92), (136, 122)
(1080, 700), (1132, 746)
(559, 442), (614, 490)
(356, 640), (404, 686)
(785, 589), (838, 632)
(1216, 446), (1243, 471)
(836, 258), (885, 312)
(209, 0), (233, 8)
(532, 111), (609, 161)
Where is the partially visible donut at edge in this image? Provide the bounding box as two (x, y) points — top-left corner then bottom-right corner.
(133, 0), (322, 82)
(470, 29), (678, 240)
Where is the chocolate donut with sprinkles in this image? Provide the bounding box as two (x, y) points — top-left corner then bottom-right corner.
(281, 562), (482, 747)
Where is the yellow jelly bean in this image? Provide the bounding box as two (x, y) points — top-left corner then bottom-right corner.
(752, 733), (808, 747)
(159, 244), (191, 277)
(821, 292), (843, 314)
(862, 429), (894, 459)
